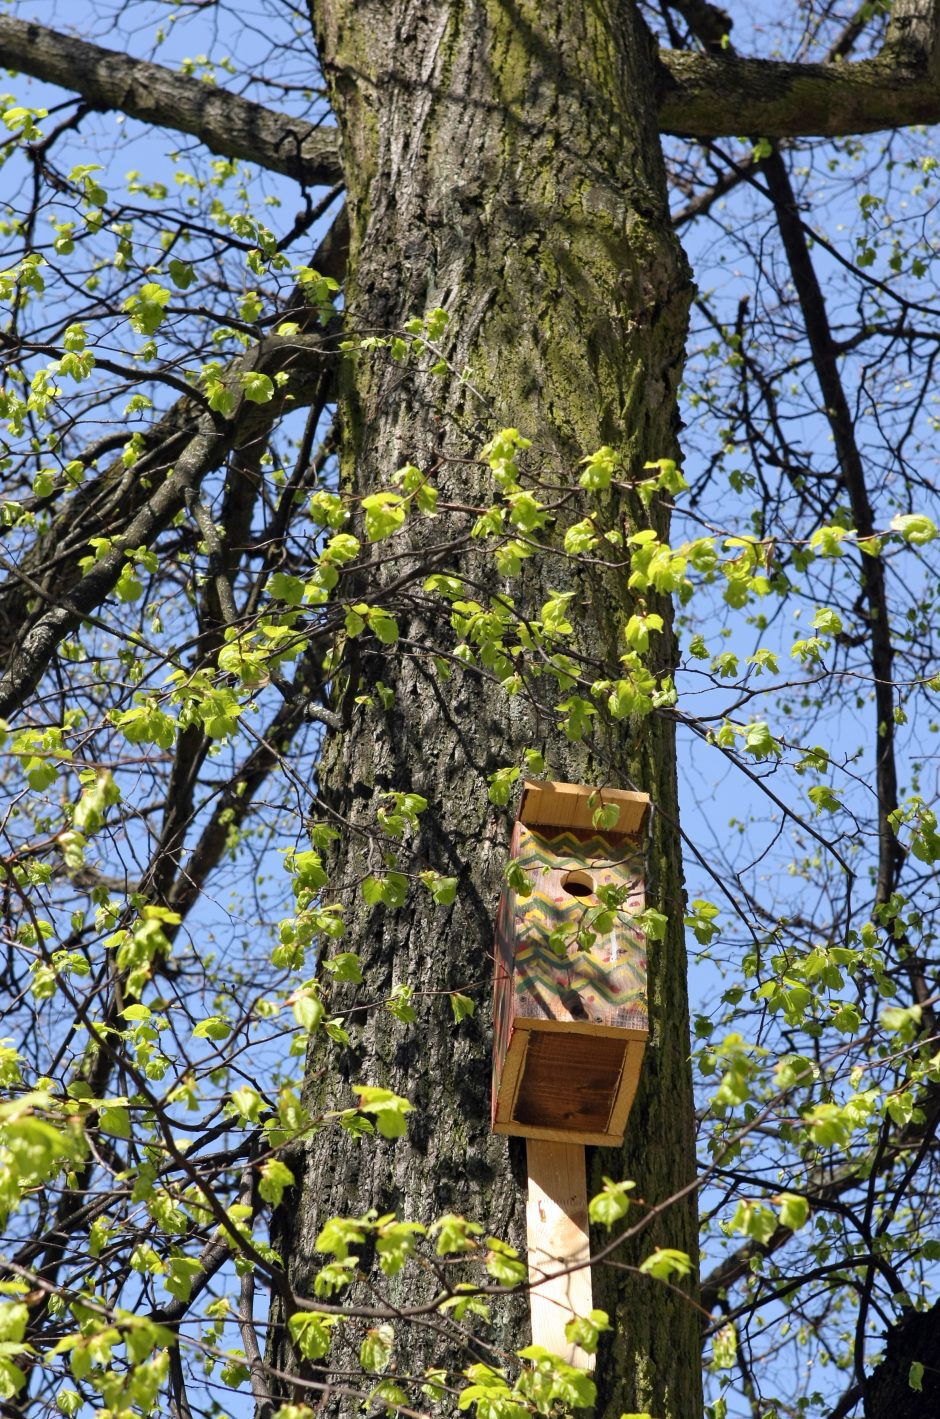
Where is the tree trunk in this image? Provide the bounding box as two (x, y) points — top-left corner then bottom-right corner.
(271, 3), (700, 1415)
(864, 1296), (940, 1418)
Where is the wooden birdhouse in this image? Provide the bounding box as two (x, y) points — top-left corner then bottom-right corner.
(492, 780), (650, 1147)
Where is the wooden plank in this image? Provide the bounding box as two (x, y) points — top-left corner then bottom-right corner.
(495, 1118), (623, 1147)
(514, 1031), (624, 1135)
(504, 1017), (648, 1042)
(605, 1038), (645, 1142)
(526, 1139), (594, 1369)
(492, 1027), (529, 1129)
(519, 780), (650, 837)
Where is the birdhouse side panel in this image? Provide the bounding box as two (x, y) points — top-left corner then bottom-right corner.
(491, 888), (517, 1120)
(510, 826), (649, 1036)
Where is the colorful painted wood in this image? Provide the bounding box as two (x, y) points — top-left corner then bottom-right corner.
(492, 780), (651, 1146)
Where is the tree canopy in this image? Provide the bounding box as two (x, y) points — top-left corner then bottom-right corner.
(3, 3), (940, 1419)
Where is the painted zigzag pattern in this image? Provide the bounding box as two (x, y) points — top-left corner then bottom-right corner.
(507, 825), (648, 1023)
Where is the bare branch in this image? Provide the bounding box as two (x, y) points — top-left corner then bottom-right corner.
(658, 0), (940, 138)
(0, 14), (342, 188)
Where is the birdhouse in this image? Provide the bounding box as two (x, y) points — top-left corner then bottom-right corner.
(492, 780), (650, 1147)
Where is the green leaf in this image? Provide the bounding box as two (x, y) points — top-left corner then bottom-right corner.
(121, 1003), (150, 1022)
(450, 992), (476, 1023)
(98, 1105), (130, 1139)
(123, 281), (171, 335)
(588, 1178), (635, 1228)
(637, 908), (668, 942)
(432, 1213), (483, 1255)
(505, 859), (533, 898)
(812, 606), (843, 635)
(164, 1255), (202, 1302)
(316, 1215), (369, 1259)
(292, 992), (325, 1032)
(360, 1324), (394, 1374)
(485, 1237), (527, 1284)
(352, 1084), (413, 1138)
(323, 952), (363, 984)
(192, 1016), (230, 1040)
(240, 371), (275, 403)
(515, 1346), (596, 1408)
(743, 721), (780, 759)
(579, 445), (618, 490)
(361, 492), (406, 541)
(362, 873), (408, 909)
(592, 802), (622, 831)
(368, 608), (399, 644)
(421, 871), (458, 906)
(287, 1312), (338, 1361)
(0, 1357), (26, 1400)
(778, 1197), (812, 1231)
(0, 1303), (28, 1344)
(167, 259), (195, 289)
(230, 1086), (263, 1122)
(564, 1309), (611, 1355)
(892, 513), (937, 545)
(369, 1380), (410, 1413)
(376, 1220), (425, 1275)
(362, 876), (384, 906)
(269, 572), (305, 605)
(488, 765), (520, 806)
(564, 518), (598, 554)
(728, 1199), (777, 1243)
(710, 1323), (737, 1371)
(808, 784), (842, 814)
(638, 1247), (692, 1280)
(387, 983), (417, 1023)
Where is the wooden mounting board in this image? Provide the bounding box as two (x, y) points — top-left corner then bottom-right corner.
(526, 1138), (594, 1369)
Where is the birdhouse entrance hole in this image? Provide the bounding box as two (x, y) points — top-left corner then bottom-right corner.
(561, 869), (594, 899)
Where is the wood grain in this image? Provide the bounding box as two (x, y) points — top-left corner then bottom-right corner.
(526, 1138), (594, 1368)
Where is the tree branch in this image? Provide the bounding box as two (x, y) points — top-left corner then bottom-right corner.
(0, 15), (342, 187)
(658, 0), (940, 138)
(658, 47), (940, 137)
(9, 6), (940, 166)
(0, 332), (328, 722)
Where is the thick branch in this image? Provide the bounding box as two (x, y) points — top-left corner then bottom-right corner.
(0, 15), (342, 187)
(6, 8), (940, 168)
(658, 47), (940, 139)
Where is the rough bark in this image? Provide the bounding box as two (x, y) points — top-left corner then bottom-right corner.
(269, 3), (700, 1417)
(0, 15), (342, 188)
(863, 1297), (940, 1418)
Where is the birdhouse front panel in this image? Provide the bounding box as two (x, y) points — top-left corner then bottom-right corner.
(492, 782), (651, 1146)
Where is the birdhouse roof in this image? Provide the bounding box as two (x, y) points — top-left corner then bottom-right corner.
(518, 780), (650, 837)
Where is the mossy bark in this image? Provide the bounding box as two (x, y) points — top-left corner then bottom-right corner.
(270, 3), (700, 1415)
